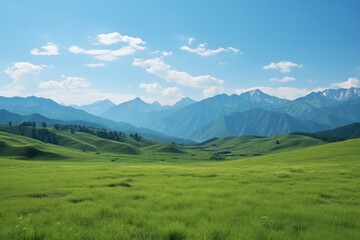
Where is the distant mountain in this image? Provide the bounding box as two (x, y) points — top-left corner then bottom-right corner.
(283, 87), (360, 110)
(275, 88), (360, 123)
(191, 109), (327, 141)
(0, 96), (193, 144)
(101, 97), (196, 127)
(299, 99), (360, 127)
(74, 99), (115, 116)
(150, 90), (289, 139)
(0, 109), (105, 128)
(2, 87), (359, 142)
(316, 122), (360, 140)
(101, 97), (162, 123)
(319, 87), (360, 102)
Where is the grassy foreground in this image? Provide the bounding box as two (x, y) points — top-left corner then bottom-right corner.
(0, 138), (359, 239)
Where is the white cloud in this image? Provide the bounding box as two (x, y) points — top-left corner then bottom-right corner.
(39, 76), (90, 89)
(68, 32), (146, 61)
(180, 43), (241, 56)
(84, 63), (105, 68)
(133, 57), (224, 96)
(234, 86), (311, 100)
(139, 81), (184, 105)
(151, 50), (172, 57)
(162, 51), (172, 57)
(68, 45), (85, 54)
(263, 61), (302, 73)
(188, 37), (195, 45)
(331, 77), (359, 88)
(30, 42), (59, 56)
(227, 47), (241, 54)
(139, 82), (163, 94)
(97, 32), (146, 50)
(203, 85), (224, 98)
(270, 76), (296, 83)
(4, 62), (44, 82)
(35, 88), (136, 106)
(69, 45), (139, 61)
(36, 75), (137, 105)
(4, 62), (45, 91)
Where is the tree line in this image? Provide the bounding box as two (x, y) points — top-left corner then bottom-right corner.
(0, 122), (142, 145)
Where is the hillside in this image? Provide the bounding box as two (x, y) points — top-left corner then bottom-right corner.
(0, 124), (329, 162)
(0, 131), (88, 160)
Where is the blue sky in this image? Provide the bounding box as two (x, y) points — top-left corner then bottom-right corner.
(1, 0), (360, 105)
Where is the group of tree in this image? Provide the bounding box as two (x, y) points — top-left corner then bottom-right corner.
(53, 124), (129, 142)
(1, 122), (142, 145)
(0, 122), (57, 144)
(129, 132), (141, 141)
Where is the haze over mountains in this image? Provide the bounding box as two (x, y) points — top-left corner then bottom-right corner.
(1, 87), (359, 142)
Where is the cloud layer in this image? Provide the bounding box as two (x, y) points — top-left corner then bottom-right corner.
(270, 76), (296, 83)
(331, 77), (359, 88)
(69, 32), (146, 61)
(139, 82), (183, 105)
(180, 42), (241, 56)
(263, 61), (302, 73)
(39, 76), (90, 89)
(133, 57), (224, 97)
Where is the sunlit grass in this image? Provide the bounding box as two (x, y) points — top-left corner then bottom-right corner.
(0, 138), (359, 239)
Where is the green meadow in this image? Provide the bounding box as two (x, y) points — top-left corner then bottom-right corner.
(0, 130), (360, 239)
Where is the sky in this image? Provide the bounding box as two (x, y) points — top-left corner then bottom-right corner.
(1, 0), (360, 105)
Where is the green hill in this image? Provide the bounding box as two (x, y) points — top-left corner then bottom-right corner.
(0, 131), (89, 160)
(193, 134), (326, 159)
(54, 131), (142, 155)
(0, 124), (329, 162)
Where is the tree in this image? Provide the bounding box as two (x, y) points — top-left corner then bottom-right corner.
(276, 140), (280, 145)
(41, 122), (47, 128)
(8, 121), (12, 126)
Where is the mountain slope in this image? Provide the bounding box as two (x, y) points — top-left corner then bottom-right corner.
(152, 90), (289, 139)
(295, 87), (360, 108)
(277, 88), (360, 117)
(192, 108), (327, 141)
(299, 99), (360, 127)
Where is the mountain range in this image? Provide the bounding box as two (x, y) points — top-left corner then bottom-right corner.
(1, 87), (359, 142)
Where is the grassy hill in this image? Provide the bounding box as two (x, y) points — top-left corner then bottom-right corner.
(0, 131), (90, 160)
(190, 134), (326, 160)
(0, 136), (359, 239)
(0, 125), (328, 162)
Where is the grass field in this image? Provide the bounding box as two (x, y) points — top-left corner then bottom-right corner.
(0, 130), (359, 239)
